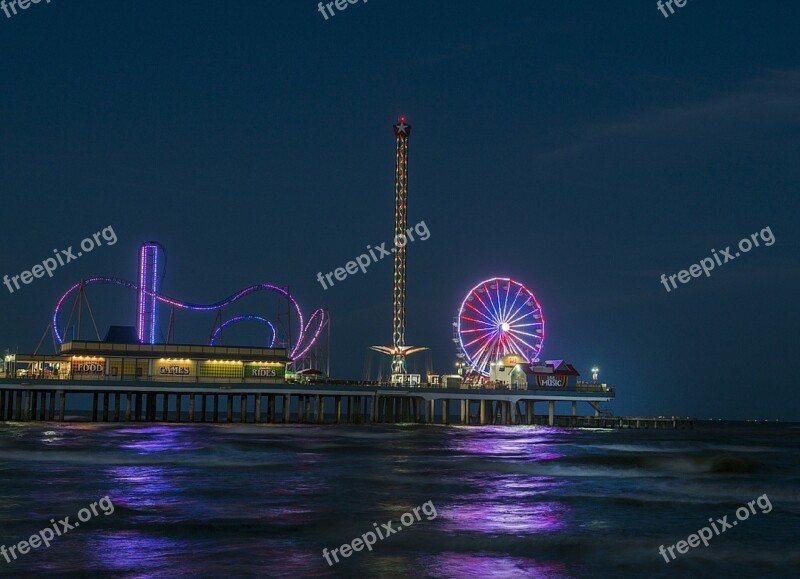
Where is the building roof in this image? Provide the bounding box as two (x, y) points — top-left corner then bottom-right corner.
(514, 360), (580, 376)
(58, 340), (291, 362)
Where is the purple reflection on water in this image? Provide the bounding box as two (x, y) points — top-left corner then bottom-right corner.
(89, 534), (322, 577)
(441, 499), (566, 534)
(117, 426), (205, 454)
(423, 552), (573, 579)
(446, 426), (573, 462)
(106, 464), (322, 526)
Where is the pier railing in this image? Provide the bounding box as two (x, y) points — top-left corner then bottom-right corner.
(1, 372), (614, 395)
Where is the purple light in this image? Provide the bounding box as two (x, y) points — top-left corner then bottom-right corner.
(51, 242), (326, 359)
(53, 277), (137, 344)
(136, 242), (161, 344)
(291, 308), (326, 360)
(52, 271), (323, 360)
(147, 285), (306, 356)
(210, 315), (276, 348)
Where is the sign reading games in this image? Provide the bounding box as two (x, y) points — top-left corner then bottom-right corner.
(157, 361), (194, 377)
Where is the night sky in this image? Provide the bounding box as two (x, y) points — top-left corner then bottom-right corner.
(1, 1), (798, 420)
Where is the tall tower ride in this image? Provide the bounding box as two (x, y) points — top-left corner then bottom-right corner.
(371, 117), (427, 379)
(137, 241), (163, 344)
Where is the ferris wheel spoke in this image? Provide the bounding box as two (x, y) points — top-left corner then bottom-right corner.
(460, 327), (497, 334)
(495, 282), (504, 322)
(465, 300), (497, 325)
(463, 328), (497, 349)
(506, 307), (540, 327)
(472, 347), (495, 375)
(505, 297), (536, 325)
(488, 283), (504, 322)
(461, 314), (497, 328)
(506, 330), (542, 352)
(505, 334), (535, 361)
(468, 332), (499, 369)
(463, 325), (498, 338)
(502, 283), (524, 323)
(507, 328), (543, 339)
(473, 289), (501, 325)
(509, 322), (542, 329)
(480, 283), (503, 322)
(504, 333), (530, 358)
(504, 282), (516, 319)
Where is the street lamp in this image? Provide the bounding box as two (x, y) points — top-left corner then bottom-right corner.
(591, 367), (599, 382)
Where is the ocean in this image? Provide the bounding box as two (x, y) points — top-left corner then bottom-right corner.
(0, 421), (798, 578)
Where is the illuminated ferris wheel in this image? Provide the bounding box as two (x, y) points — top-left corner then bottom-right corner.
(455, 277), (545, 377)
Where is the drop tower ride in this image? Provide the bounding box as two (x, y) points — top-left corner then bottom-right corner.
(371, 118), (427, 380)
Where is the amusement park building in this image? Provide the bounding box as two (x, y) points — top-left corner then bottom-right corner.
(509, 360), (580, 390)
(4, 340), (290, 383)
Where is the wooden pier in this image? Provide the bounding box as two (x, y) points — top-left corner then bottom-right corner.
(0, 379), (690, 429)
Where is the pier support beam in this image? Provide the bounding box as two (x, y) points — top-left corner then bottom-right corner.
(548, 401), (555, 426)
(354, 396), (363, 424)
(335, 396), (342, 424)
(315, 395), (323, 424)
(283, 394), (290, 423)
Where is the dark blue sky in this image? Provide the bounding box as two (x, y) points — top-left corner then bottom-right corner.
(1, 1), (798, 419)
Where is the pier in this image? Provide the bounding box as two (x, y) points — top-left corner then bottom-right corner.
(0, 379), (690, 429)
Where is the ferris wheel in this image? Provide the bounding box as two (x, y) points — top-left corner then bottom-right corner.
(455, 277), (545, 376)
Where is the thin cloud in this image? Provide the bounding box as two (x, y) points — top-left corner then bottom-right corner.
(535, 70), (800, 164)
